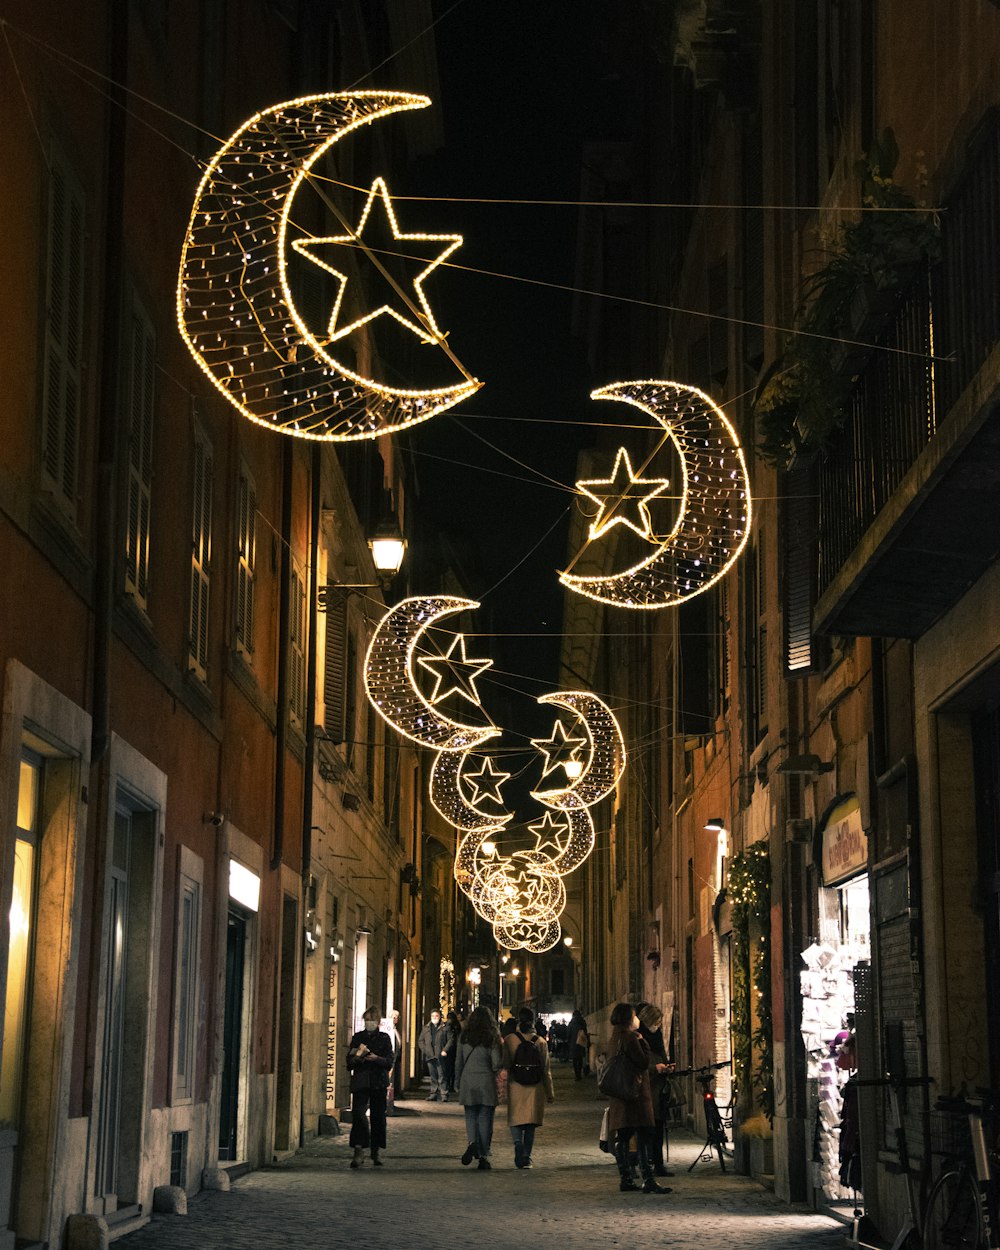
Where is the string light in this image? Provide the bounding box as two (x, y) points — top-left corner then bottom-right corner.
(177, 90), (481, 443)
(561, 380), (752, 609)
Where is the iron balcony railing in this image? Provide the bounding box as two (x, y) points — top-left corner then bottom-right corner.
(816, 116), (1000, 599)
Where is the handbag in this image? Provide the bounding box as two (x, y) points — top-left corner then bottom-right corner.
(598, 1106), (611, 1153)
(597, 1045), (641, 1102)
(495, 1068), (508, 1104)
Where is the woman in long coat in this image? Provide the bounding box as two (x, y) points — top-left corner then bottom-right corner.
(605, 1002), (671, 1194)
(455, 1006), (502, 1169)
(637, 1001), (675, 1177)
(501, 1005), (554, 1168)
(346, 1005), (395, 1169)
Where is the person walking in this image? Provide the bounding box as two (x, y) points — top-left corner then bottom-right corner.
(346, 1006), (395, 1169)
(567, 1008), (589, 1080)
(418, 1007), (451, 1101)
(636, 1001), (675, 1177)
(501, 1006), (554, 1169)
(443, 1009), (461, 1097)
(605, 1002), (671, 1195)
(455, 1006), (502, 1170)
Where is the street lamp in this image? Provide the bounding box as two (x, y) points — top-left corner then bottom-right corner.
(368, 514), (406, 577)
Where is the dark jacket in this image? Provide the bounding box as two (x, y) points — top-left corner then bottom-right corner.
(605, 1028), (655, 1132)
(346, 1027), (394, 1093)
(418, 1019), (453, 1059)
(638, 1021), (668, 1107)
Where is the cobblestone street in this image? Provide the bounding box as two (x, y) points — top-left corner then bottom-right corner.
(121, 1068), (846, 1250)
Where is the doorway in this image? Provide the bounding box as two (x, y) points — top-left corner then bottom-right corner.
(219, 908), (247, 1161)
(94, 796), (155, 1214)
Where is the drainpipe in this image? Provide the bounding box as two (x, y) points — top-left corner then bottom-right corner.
(91, 0), (129, 763)
(298, 445), (320, 1144)
(271, 440), (293, 871)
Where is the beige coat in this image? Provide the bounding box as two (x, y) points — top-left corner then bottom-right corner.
(501, 1028), (554, 1126)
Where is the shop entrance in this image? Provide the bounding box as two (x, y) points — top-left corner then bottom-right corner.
(800, 797), (870, 1213)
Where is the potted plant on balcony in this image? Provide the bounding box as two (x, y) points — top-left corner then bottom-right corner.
(754, 129), (940, 468)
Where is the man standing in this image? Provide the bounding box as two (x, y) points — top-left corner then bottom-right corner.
(418, 1007), (451, 1101)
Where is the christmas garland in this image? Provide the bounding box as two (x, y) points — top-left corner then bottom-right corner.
(728, 842), (773, 1121)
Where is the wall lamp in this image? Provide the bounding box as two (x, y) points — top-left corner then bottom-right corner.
(704, 817), (726, 832)
(368, 514), (406, 577)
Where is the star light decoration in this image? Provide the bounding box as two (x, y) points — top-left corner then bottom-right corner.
(561, 380), (752, 609)
(364, 596), (628, 952)
(177, 91), (481, 443)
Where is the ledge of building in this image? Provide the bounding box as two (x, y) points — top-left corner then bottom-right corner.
(815, 341), (1000, 638)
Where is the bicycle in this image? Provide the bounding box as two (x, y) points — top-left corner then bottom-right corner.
(923, 1093), (999, 1250)
(674, 1061), (732, 1172)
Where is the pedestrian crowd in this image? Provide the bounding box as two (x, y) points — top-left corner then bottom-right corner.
(346, 997), (680, 1197)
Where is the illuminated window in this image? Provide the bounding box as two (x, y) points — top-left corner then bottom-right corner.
(40, 147), (84, 518)
(188, 428), (213, 681)
(1, 753), (40, 1127)
(124, 296), (156, 610)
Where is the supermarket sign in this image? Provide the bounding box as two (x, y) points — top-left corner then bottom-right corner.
(821, 800), (867, 886)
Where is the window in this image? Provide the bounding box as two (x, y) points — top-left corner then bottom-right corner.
(40, 147), (85, 517)
(235, 464), (256, 657)
(784, 462), (816, 673)
(188, 428), (213, 681)
(124, 297), (156, 610)
(289, 562), (306, 728)
(171, 857), (201, 1104)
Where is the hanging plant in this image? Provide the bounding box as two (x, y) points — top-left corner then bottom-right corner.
(728, 841), (773, 1121)
(754, 129), (940, 469)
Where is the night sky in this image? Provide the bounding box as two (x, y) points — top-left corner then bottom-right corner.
(395, 1), (628, 809)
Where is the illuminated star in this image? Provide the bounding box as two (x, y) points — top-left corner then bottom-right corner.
(463, 756), (511, 807)
(291, 177), (462, 346)
(531, 719), (587, 781)
(528, 812), (571, 859)
(576, 447), (670, 542)
(418, 634), (493, 707)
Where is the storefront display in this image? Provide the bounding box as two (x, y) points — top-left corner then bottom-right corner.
(800, 798), (870, 1207)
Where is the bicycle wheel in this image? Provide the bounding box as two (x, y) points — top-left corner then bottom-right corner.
(923, 1167), (982, 1250)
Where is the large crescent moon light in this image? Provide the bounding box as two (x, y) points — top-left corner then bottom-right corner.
(560, 380), (752, 608)
(177, 91), (480, 441)
(364, 597), (498, 751)
(530, 690), (625, 811)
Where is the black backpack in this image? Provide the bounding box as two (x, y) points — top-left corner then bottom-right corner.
(510, 1032), (544, 1085)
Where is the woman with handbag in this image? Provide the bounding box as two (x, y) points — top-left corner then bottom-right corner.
(602, 1003), (672, 1194)
(455, 1006), (502, 1169)
(346, 1005), (395, 1169)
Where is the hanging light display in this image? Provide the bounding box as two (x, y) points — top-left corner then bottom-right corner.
(177, 91), (480, 442)
(560, 380), (751, 609)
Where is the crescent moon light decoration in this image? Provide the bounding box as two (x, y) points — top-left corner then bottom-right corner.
(364, 596), (498, 751)
(177, 91), (481, 441)
(530, 690), (626, 811)
(368, 600), (628, 952)
(560, 380), (751, 609)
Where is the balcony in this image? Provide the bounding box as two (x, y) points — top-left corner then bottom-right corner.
(813, 117), (1000, 638)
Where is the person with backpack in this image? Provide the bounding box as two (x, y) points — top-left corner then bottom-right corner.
(501, 1006), (554, 1169)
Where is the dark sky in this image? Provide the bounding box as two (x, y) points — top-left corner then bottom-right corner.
(397, 1), (626, 804)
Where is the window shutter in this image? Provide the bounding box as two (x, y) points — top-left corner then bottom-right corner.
(41, 154), (85, 513)
(289, 565), (306, 727)
(323, 593), (347, 742)
(784, 462), (816, 673)
(124, 302), (156, 609)
(188, 435), (213, 680)
(236, 468), (256, 656)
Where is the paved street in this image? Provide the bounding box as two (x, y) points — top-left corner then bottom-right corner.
(122, 1066), (845, 1250)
